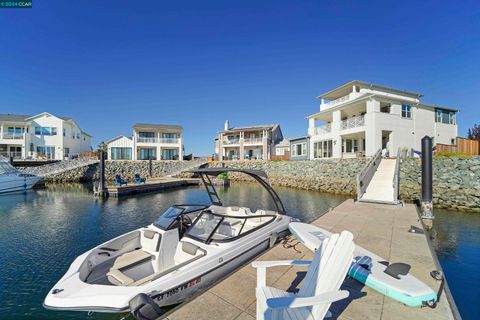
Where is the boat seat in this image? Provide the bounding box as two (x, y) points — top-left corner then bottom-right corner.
(140, 230), (161, 254)
(111, 249), (152, 270)
(107, 269), (135, 286)
(106, 229), (162, 286)
(131, 242), (206, 286)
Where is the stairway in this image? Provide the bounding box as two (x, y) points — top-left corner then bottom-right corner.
(360, 158), (397, 204)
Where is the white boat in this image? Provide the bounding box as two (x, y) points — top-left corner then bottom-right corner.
(44, 168), (292, 318)
(289, 222), (437, 308)
(0, 159), (43, 194)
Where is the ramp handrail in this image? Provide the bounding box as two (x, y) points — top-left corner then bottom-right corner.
(357, 148), (382, 200)
(392, 148), (401, 204)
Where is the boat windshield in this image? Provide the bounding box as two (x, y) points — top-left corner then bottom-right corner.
(0, 162), (18, 175)
(153, 205), (207, 230)
(185, 211), (276, 243)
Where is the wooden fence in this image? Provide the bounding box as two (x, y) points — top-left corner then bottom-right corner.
(271, 151), (290, 161)
(436, 137), (480, 155)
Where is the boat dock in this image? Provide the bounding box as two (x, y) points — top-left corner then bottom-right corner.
(164, 199), (457, 320)
(105, 178), (200, 197)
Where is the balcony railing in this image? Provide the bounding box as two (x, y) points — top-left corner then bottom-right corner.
(137, 137), (157, 143)
(159, 138), (179, 144)
(243, 138), (263, 144)
(0, 151), (23, 159)
(137, 137), (179, 144)
(223, 139), (240, 145)
(313, 124), (331, 135)
(341, 115), (365, 130)
(0, 133), (24, 140)
(324, 94), (350, 106)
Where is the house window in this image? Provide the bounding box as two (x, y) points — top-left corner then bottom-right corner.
(64, 148), (70, 158)
(162, 148), (178, 160)
(35, 127), (57, 136)
(380, 104), (391, 113)
(111, 147), (132, 160)
(139, 132), (155, 138)
(63, 128), (66, 137)
(291, 142), (307, 156)
(401, 105), (412, 119)
(76, 133), (80, 139)
(138, 148), (156, 160)
(435, 109), (456, 125)
(36, 146), (55, 159)
(6, 127), (24, 137)
(313, 140), (333, 158)
(162, 133), (177, 139)
(343, 139), (358, 153)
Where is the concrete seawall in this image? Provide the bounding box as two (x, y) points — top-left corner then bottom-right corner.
(206, 160), (368, 195)
(21, 159), (207, 183)
(400, 157), (480, 212)
(22, 157), (480, 212)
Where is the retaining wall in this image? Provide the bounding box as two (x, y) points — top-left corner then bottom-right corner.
(206, 160), (368, 195)
(400, 157), (480, 212)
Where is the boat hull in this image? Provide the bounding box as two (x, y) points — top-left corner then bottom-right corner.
(146, 237), (272, 309)
(0, 175), (43, 194)
(44, 218), (291, 314)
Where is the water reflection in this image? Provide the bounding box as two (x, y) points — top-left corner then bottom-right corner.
(0, 183), (347, 320)
(431, 209), (480, 320)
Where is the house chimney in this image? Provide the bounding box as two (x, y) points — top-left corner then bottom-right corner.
(224, 120), (230, 131)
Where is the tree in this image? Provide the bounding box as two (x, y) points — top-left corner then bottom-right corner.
(467, 124), (480, 140)
(97, 141), (107, 152)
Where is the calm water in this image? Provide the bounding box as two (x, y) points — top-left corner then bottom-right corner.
(0, 185), (478, 319)
(0, 183), (347, 320)
(430, 209), (480, 319)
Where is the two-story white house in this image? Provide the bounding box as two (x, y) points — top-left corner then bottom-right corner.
(307, 80), (458, 159)
(215, 121), (284, 160)
(0, 112), (92, 160)
(106, 123), (183, 160)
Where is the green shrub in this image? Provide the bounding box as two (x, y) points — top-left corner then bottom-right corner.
(217, 172), (228, 180)
(436, 151), (473, 158)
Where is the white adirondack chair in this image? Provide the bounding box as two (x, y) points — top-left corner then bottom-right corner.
(253, 231), (354, 320)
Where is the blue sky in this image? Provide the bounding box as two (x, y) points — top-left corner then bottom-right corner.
(1, 0), (479, 155)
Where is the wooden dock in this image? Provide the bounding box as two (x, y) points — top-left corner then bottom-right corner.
(163, 199), (457, 320)
(106, 178), (200, 197)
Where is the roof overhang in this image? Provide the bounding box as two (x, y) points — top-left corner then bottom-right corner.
(419, 103), (459, 112)
(133, 123), (182, 131)
(307, 94), (375, 119)
(105, 135), (132, 145)
(317, 80), (423, 100)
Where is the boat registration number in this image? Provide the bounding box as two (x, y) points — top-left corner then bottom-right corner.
(155, 277), (202, 301)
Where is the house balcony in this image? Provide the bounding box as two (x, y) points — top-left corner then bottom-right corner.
(243, 138), (263, 145)
(323, 94), (350, 107)
(137, 137), (179, 144)
(158, 138), (180, 144)
(341, 115), (365, 130)
(0, 151), (22, 159)
(223, 139), (240, 145)
(0, 133), (25, 142)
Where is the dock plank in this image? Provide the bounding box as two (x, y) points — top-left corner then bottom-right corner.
(164, 199), (456, 320)
(105, 178), (200, 197)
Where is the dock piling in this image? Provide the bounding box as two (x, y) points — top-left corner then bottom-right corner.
(421, 136), (434, 222)
(98, 150), (108, 198)
(149, 157), (153, 177)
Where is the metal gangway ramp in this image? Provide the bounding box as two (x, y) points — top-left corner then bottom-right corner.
(357, 149), (400, 205)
